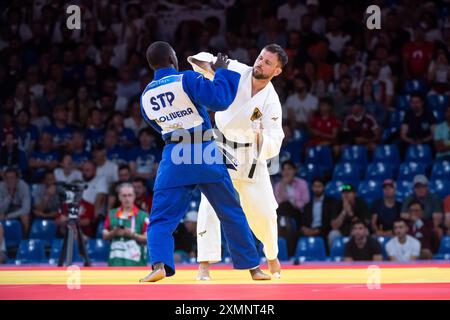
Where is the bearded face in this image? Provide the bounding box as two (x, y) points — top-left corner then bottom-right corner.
(252, 66), (272, 80)
(252, 49), (281, 80)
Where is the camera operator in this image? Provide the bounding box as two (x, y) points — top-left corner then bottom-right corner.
(55, 160), (107, 238)
(32, 170), (60, 220)
(103, 183), (148, 266)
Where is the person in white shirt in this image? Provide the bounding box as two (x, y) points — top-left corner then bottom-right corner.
(386, 219), (421, 262)
(80, 160), (108, 218)
(284, 76), (318, 127)
(0, 223), (6, 264)
(325, 16), (351, 56)
(124, 100), (147, 136)
(277, 0), (306, 32)
(306, 0), (326, 35)
(92, 145), (119, 189)
(54, 154), (82, 183)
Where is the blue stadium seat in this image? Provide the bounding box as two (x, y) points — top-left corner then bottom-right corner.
(87, 239), (110, 262)
(304, 145), (333, 171)
(375, 236), (391, 260)
(332, 163), (361, 185)
(429, 179), (450, 199)
(49, 239), (82, 264)
(325, 180), (346, 200)
(373, 145), (401, 169)
(395, 180), (414, 202)
(382, 111), (406, 141)
(358, 180), (383, 205)
(433, 236), (450, 260)
(295, 237), (326, 261)
(29, 219), (56, 245)
(297, 163), (321, 183)
(396, 95), (410, 110)
(431, 160), (450, 180)
(340, 145), (368, 166)
(405, 144), (433, 167)
(329, 237), (350, 261)
(1, 220), (22, 248)
(438, 236), (450, 254)
(427, 94), (449, 112)
(16, 239), (46, 264)
(432, 109), (445, 123)
(277, 237), (289, 261)
(365, 162), (395, 181)
(403, 79), (427, 95)
(96, 221), (105, 239)
(397, 162), (427, 181)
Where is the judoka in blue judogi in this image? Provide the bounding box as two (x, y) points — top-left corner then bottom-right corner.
(138, 42), (270, 282)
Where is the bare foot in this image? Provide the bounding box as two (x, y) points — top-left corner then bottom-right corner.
(268, 258), (281, 278)
(196, 262), (211, 281)
(139, 263), (166, 283)
(249, 267), (271, 280)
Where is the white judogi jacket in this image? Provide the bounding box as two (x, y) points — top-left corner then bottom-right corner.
(188, 53), (285, 184)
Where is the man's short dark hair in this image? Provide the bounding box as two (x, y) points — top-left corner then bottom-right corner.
(132, 177), (146, 186)
(281, 160), (296, 171)
(146, 41), (174, 70)
(89, 107), (102, 116)
(59, 153), (73, 162)
(410, 92), (424, 101)
(340, 75), (352, 82)
(311, 176), (325, 186)
(263, 44), (288, 68)
(4, 167), (19, 177)
(92, 143), (106, 152)
(42, 169), (54, 180)
(393, 218), (409, 226)
(408, 200), (424, 210)
(138, 127), (155, 138)
(297, 75), (311, 91)
(351, 219), (367, 229)
(319, 97), (333, 107)
(118, 164), (130, 172)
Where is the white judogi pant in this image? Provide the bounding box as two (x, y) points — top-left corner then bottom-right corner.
(197, 170), (279, 262)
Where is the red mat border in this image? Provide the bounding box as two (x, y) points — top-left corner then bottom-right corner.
(1, 283), (450, 300)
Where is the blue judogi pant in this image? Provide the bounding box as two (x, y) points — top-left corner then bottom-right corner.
(147, 174), (260, 276)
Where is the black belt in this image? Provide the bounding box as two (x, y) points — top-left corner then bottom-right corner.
(164, 131), (214, 145)
(212, 128), (252, 149)
(213, 128), (257, 179)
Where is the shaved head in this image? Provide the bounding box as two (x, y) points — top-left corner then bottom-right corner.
(146, 41), (178, 71)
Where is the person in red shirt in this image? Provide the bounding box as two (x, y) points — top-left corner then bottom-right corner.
(402, 26), (434, 79)
(132, 177), (152, 214)
(340, 99), (380, 152)
(308, 97), (340, 147)
(444, 195), (450, 236)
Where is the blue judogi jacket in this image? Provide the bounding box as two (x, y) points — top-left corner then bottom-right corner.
(140, 67), (241, 190)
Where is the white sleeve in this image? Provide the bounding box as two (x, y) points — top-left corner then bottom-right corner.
(257, 100), (285, 161)
(96, 177), (108, 195)
(385, 240), (394, 257)
(228, 59), (252, 74)
(412, 239), (421, 257)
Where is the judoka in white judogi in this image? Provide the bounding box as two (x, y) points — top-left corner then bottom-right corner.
(188, 45), (287, 279)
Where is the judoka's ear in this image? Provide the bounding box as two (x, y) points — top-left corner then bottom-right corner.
(274, 67), (282, 77)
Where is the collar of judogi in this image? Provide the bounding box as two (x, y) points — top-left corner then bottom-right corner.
(154, 67), (178, 80)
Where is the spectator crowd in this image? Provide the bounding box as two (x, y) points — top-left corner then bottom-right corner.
(1, 0), (450, 264)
